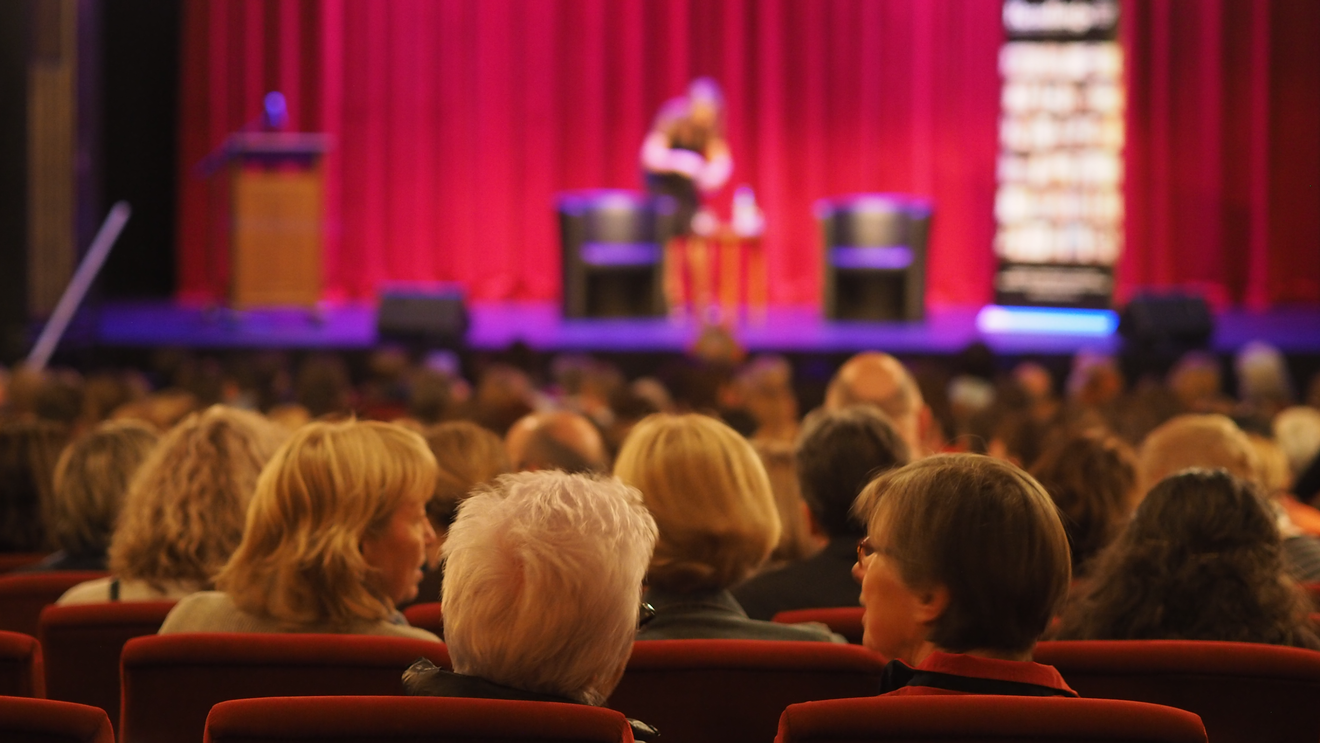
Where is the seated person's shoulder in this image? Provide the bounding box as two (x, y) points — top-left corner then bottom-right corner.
(56, 576), (113, 605)
(157, 591), (234, 633)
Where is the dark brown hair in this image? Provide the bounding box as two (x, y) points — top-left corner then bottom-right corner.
(853, 453), (1071, 654)
(1054, 469), (1320, 649)
(796, 406), (910, 538)
(1030, 430), (1138, 575)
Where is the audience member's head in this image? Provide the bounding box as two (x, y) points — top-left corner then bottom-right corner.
(422, 421), (511, 553)
(0, 419), (70, 551)
(1066, 351), (1124, 409)
(440, 471), (657, 705)
(48, 421), (159, 561)
(505, 411), (608, 473)
(219, 420), (438, 625)
(1139, 413), (1259, 493)
(614, 413), (779, 593)
(1030, 431), (1139, 575)
(825, 352), (930, 456)
(737, 355), (800, 444)
(1055, 469), (1320, 649)
(407, 367), (453, 425)
(1248, 433), (1293, 497)
(109, 406), (286, 589)
(752, 440), (820, 565)
(1167, 351), (1227, 412)
(851, 454), (1071, 663)
(1236, 341), (1295, 417)
(795, 406), (910, 540)
(470, 364), (535, 436)
(1274, 406), (1320, 480)
(111, 389), (200, 431)
(294, 353), (353, 418)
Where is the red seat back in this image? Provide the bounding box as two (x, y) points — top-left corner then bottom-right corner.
(120, 632), (450, 743)
(608, 640), (885, 743)
(204, 695), (635, 743)
(400, 602), (442, 637)
(1034, 640), (1320, 743)
(0, 572), (109, 637)
(0, 697), (114, 743)
(772, 607), (864, 644)
(0, 553), (48, 574)
(776, 695), (1206, 743)
(37, 601), (177, 734)
(0, 630), (43, 697)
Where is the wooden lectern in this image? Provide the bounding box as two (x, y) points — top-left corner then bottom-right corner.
(213, 133), (330, 309)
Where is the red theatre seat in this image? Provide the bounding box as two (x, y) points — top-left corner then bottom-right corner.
(37, 601), (177, 733)
(775, 695), (1207, 743)
(0, 697), (114, 743)
(1034, 640), (1320, 743)
(0, 572), (108, 637)
(204, 695), (636, 743)
(401, 602), (443, 637)
(0, 629), (44, 697)
(607, 640), (885, 743)
(120, 632), (451, 743)
(0, 553), (48, 574)
(772, 607), (865, 644)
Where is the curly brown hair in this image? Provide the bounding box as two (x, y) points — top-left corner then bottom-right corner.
(108, 406), (287, 589)
(1054, 468), (1320, 649)
(1030, 430), (1138, 576)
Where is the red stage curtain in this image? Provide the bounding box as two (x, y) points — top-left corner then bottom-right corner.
(177, 0), (1320, 309)
(1121, 0), (1320, 309)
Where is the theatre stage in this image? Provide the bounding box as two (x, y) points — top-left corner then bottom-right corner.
(89, 301), (1320, 359)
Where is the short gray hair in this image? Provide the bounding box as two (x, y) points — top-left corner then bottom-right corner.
(441, 471), (657, 705)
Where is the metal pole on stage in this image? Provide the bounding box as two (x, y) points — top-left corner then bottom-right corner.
(25, 201), (132, 371)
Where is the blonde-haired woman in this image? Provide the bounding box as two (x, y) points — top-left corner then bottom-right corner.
(614, 413), (840, 641)
(58, 406), (286, 604)
(159, 420), (439, 639)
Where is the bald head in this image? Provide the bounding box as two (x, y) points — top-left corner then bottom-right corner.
(505, 411), (609, 474)
(1139, 414), (1260, 492)
(824, 352), (928, 456)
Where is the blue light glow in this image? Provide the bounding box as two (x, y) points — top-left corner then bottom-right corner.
(976, 305), (1118, 336)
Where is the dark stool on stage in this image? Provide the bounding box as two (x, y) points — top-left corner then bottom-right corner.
(559, 190), (677, 318)
(819, 194), (931, 321)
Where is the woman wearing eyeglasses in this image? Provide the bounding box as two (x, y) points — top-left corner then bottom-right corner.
(615, 413), (842, 642)
(852, 453), (1076, 695)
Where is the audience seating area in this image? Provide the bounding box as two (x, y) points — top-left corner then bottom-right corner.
(608, 640), (886, 743)
(37, 601), (176, 733)
(775, 695), (1208, 743)
(13, 604), (1320, 743)
(0, 630), (43, 698)
(1034, 640), (1320, 743)
(0, 573), (109, 637)
(0, 696), (114, 743)
(772, 607), (864, 644)
(119, 632), (451, 743)
(204, 695), (636, 743)
(401, 602), (443, 638)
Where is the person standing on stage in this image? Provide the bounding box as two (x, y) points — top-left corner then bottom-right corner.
(640, 77), (733, 236)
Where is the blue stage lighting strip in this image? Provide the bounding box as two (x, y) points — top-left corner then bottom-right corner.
(976, 305), (1118, 336)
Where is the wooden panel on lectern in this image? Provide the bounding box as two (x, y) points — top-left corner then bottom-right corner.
(230, 162), (323, 309)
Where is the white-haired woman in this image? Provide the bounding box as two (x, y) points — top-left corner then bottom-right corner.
(159, 420), (439, 639)
(404, 469), (658, 738)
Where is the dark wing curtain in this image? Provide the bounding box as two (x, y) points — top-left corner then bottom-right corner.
(177, 0), (1320, 310)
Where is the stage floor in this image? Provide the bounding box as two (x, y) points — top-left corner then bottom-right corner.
(87, 301), (1320, 357)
